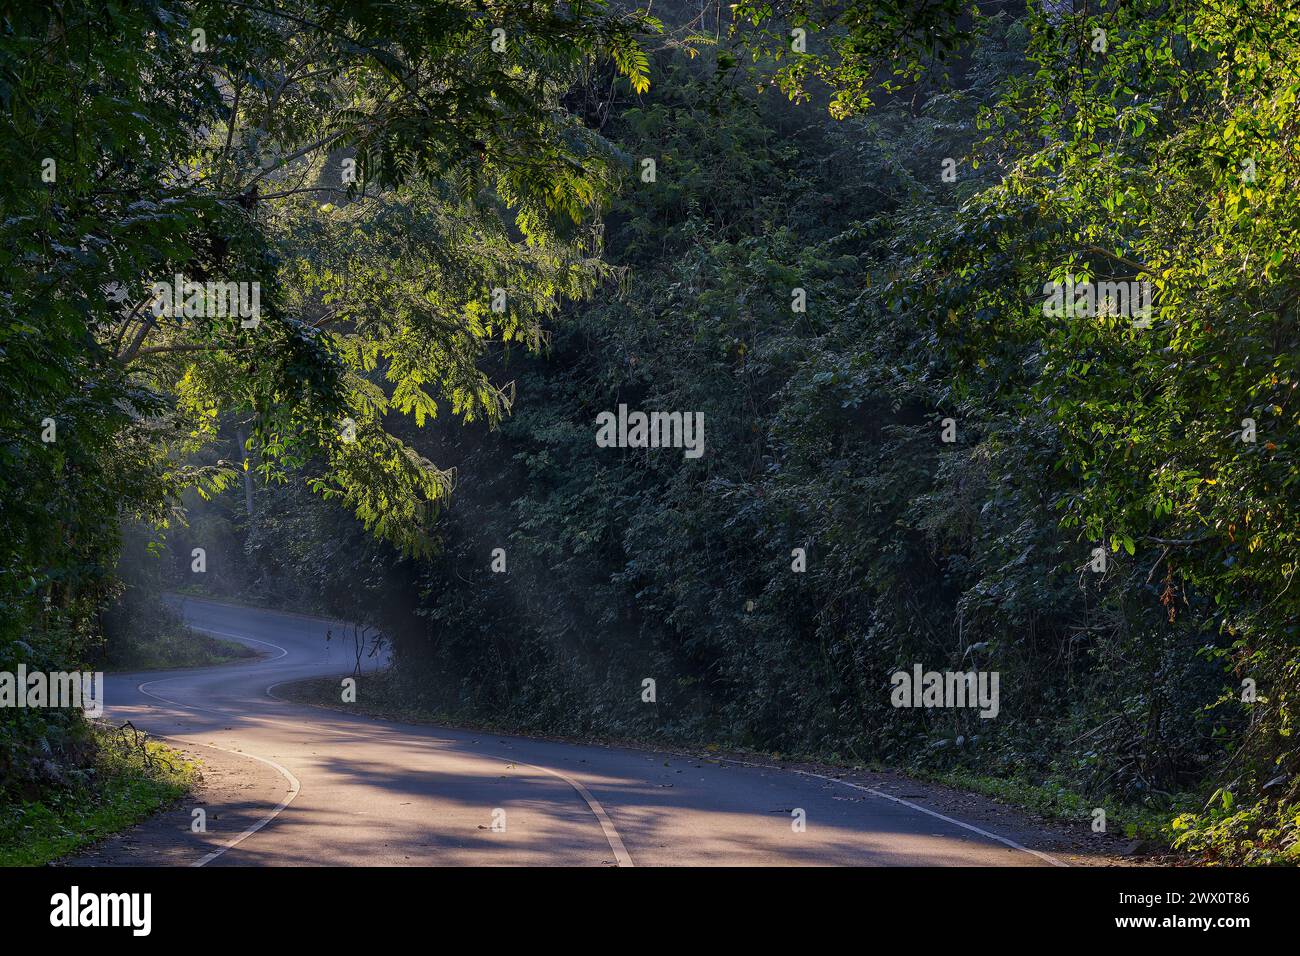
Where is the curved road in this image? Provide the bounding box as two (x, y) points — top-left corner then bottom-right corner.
(88, 597), (1069, 867)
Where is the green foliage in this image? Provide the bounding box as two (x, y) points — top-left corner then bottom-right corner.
(1172, 795), (1300, 866)
(729, 0), (978, 117)
(0, 724), (197, 867)
(909, 0), (1300, 841)
(7, 0), (1299, 867)
(232, 13), (1293, 861)
(0, 0), (654, 810)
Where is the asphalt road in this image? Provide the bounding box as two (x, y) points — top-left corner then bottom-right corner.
(88, 597), (1071, 867)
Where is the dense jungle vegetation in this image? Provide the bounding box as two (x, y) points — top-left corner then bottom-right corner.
(3, 0), (1299, 863)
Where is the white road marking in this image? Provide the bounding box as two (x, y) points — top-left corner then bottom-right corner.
(134, 626), (633, 868)
(511, 763), (634, 867)
(173, 737), (301, 868)
(795, 769), (1067, 866)
(185, 626), (290, 661)
(137, 635), (301, 867)
(702, 754), (1068, 867)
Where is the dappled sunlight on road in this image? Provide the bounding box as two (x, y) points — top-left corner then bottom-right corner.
(81, 599), (1064, 867)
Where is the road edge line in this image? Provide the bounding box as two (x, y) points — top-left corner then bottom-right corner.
(519, 763), (634, 867)
(137, 645), (302, 867)
(154, 735), (302, 868)
(705, 754), (1068, 867)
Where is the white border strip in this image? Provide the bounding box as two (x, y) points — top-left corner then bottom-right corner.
(183, 739), (301, 868)
(797, 768), (1066, 866)
(137, 634), (301, 867)
(705, 754), (1067, 867)
(519, 763), (633, 867)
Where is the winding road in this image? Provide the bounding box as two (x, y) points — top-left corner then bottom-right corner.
(79, 597), (1082, 866)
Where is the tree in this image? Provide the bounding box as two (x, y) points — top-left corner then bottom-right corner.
(0, 0), (654, 796)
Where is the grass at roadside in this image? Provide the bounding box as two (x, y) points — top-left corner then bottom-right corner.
(0, 723), (199, 866)
(912, 767), (1182, 847)
(278, 671), (471, 727)
(105, 623), (258, 671)
(100, 582), (261, 672)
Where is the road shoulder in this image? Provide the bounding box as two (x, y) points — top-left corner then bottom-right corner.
(59, 737), (294, 867)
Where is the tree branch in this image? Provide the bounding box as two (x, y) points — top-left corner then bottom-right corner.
(129, 343), (253, 359)
(1081, 245), (1152, 277)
